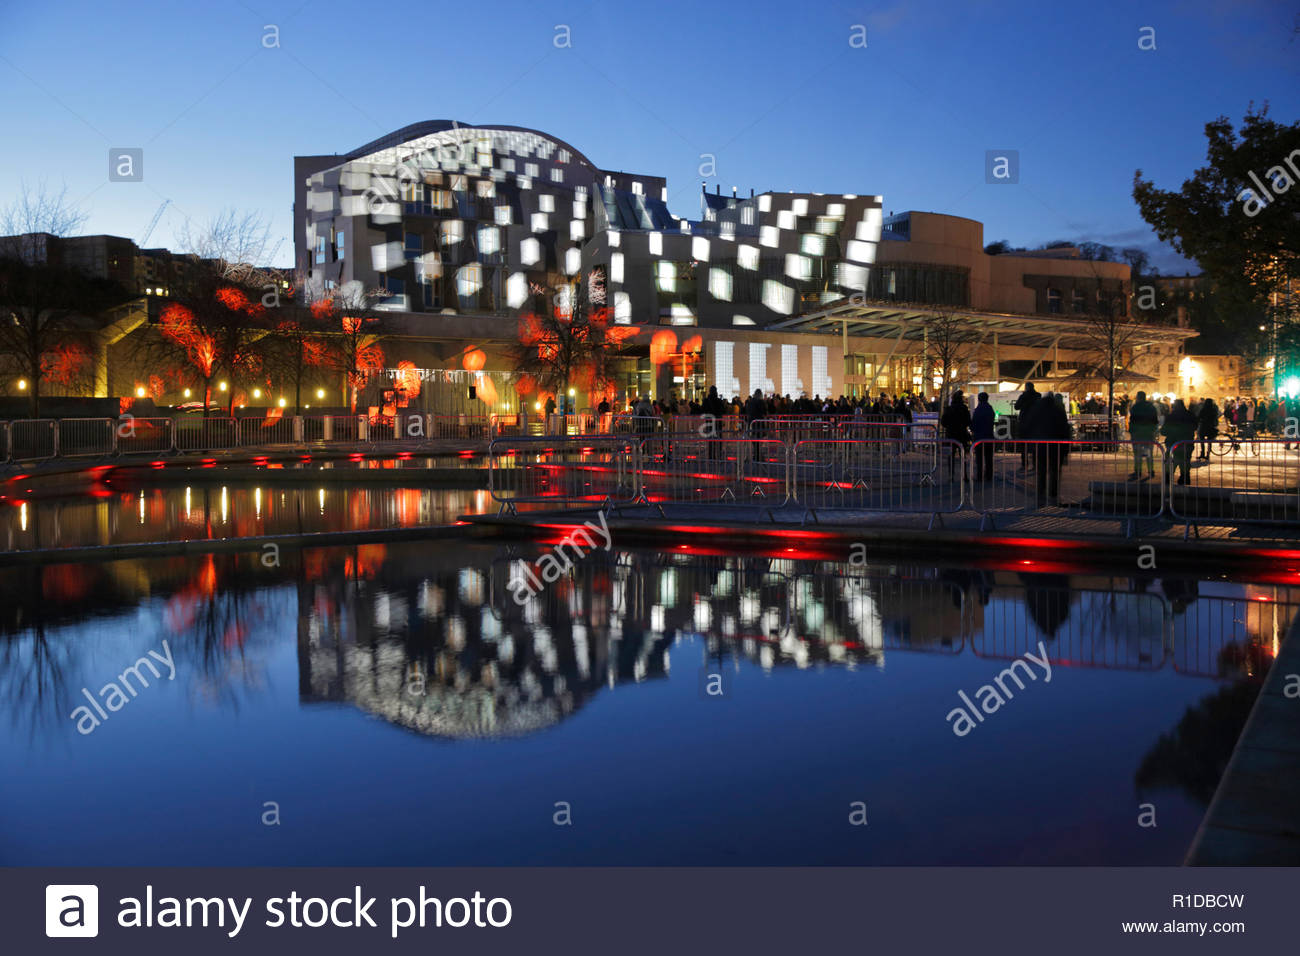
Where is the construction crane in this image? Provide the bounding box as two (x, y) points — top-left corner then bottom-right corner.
(139, 199), (171, 247)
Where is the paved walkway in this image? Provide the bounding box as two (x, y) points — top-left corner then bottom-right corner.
(1187, 614), (1300, 864)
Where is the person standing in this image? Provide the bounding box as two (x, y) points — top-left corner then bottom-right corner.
(1014, 382), (1040, 471)
(1196, 398), (1220, 460)
(1161, 399), (1198, 485)
(1127, 390), (1159, 480)
(941, 389), (972, 480)
(1021, 391), (1072, 507)
(971, 391), (995, 482)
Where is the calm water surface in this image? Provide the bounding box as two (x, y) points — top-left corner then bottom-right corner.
(0, 519), (1284, 865)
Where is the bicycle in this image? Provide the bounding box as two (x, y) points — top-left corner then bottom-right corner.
(1208, 425), (1260, 457)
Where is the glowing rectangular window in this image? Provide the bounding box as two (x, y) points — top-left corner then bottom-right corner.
(749, 343), (772, 395)
(781, 344), (799, 397)
(812, 346), (832, 397)
(709, 267), (732, 301)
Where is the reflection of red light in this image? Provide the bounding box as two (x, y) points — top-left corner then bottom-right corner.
(150, 461), (166, 469)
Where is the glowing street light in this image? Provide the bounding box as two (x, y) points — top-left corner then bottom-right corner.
(16, 379), (26, 390)
(135, 386), (146, 397)
(277, 398), (287, 408)
(218, 381), (229, 392)
(252, 388), (262, 399)
(315, 388), (326, 399)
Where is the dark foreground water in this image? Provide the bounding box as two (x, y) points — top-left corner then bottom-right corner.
(0, 536), (1285, 865)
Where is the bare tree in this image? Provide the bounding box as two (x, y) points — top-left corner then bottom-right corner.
(309, 280), (386, 413)
(1068, 292), (1146, 424)
(175, 208), (274, 284)
(511, 268), (633, 407)
(0, 183), (121, 416)
(920, 310), (981, 409)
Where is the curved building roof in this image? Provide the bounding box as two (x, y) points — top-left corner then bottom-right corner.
(338, 119), (602, 172)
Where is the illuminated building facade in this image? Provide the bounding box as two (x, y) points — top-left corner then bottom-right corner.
(295, 122), (1194, 404)
(294, 120), (884, 329)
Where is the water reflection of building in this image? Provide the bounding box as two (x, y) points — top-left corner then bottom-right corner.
(295, 550), (975, 739)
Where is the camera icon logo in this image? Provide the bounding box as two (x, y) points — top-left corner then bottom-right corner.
(45, 885), (99, 938)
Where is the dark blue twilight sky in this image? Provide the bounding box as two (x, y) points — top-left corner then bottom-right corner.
(0, 0), (1296, 270)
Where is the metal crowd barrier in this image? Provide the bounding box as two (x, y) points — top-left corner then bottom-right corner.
(789, 438), (962, 528)
(746, 417), (841, 444)
(1167, 439), (1300, 537)
(968, 439), (1165, 535)
(487, 435), (640, 514)
(238, 415), (295, 446)
(637, 436), (789, 510)
(972, 587), (1167, 671)
(611, 415), (668, 436)
(8, 419), (58, 460)
(173, 417), (239, 452)
(834, 420), (939, 444)
(117, 417), (173, 455)
(50, 417), (113, 457)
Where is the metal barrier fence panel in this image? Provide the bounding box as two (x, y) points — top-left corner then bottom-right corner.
(421, 414), (490, 441)
(174, 417), (238, 451)
(789, 438), (960, 516)
(968, 439), (1164, 526)
(637, 436), (789, 507)
(8, 419), (57, 460)
(57, 418), (115, 457)
(488, 436), (640, 510)
(1167, 439), (1300, 528)
(746, 418), (840, 443)
(237, 415), (295, 446)
(971, 587), (1167, 671)
(116, 417), (173, 455)
(612, 415), (667, 435)
(544, 412), (599, 435)
(1169, 593), (1297, 678)
(835, 420), (939, 442)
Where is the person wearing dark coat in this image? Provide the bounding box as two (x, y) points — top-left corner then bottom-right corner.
(970, 392), (996, 481)
(1161, 399), (1198, 485)
(1195, 399), (1220, 460)
(1013, 382), (1040, 470)
(941, 390), (972, 480)
(1020, 391), (1072, 506)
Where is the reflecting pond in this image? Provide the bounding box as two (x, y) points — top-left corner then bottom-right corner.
(0, 538), (1285, 865)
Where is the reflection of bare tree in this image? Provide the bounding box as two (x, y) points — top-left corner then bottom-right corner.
(0, 567), (82, 740)
(160, 554), (273, 710)
(1135, 680), (1260, 805)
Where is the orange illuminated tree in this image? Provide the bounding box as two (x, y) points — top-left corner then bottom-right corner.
(0, 184), (129, 415)
(511, 269), (637, 408)
(304, 282), (386, 413)
(156, 277), (271, 413)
